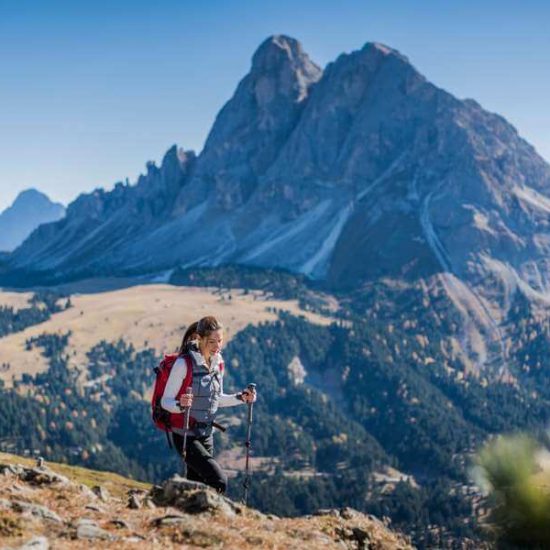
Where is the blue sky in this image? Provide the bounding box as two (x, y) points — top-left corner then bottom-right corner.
(1, 0), (549, 211)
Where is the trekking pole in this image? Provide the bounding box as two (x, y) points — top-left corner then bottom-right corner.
(180, 387), (193, 478)
(242, 382), (256, 505)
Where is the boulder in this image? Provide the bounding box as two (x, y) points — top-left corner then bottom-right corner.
(79, 484), (98, 500)
(75, 519), (114, 541)
(127, 493), (141, 509)
(109, 518), (131, 530)
(16, 536), (50, 550)
(151, 514), (186, 527)
(10, 500), (62, 523)
(150, 476), (238, 517)
(0, 464), (25, 476)
(19, 466), (70, 486)
(84, 504), (104, 513)
(91, 485), (110, 502)
(181, 489), (237, 517)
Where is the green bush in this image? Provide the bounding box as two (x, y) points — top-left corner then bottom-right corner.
(475, 434), (550, 548)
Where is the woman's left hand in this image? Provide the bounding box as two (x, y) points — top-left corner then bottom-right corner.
(240, 388), (257, 403)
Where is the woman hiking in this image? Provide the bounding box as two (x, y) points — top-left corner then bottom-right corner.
(160, 315), (256, 494)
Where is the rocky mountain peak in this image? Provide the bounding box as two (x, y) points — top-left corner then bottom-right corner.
(175, 35), (322, 212)
(10, 188), (53, 208)
(252, 34), (302, 64)
(251, 34), (322, 101)
(7, 36), (550, 378)
(0, 189), (65, 252)
(361, 41), (409, 61)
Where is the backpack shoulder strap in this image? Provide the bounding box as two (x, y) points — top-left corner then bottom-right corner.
(182, 354), (194, 391)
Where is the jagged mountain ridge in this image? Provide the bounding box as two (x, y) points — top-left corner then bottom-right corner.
(6, 35), (550, 370)
(0, 189), (65, 252)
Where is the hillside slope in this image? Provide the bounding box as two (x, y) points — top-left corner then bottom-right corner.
(0, 452), (412, 549)
(0, 283), (333, 386)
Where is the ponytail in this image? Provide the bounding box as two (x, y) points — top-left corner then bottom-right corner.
(179, 321), (199, 354)
(178, 316), (223, 355)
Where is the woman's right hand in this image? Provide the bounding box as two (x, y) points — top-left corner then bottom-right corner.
(178, 393), (193, 409)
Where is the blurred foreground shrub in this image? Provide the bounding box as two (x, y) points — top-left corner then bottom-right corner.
(475, 434), (550, 548)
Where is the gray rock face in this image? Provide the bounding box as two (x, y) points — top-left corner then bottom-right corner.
(127, 493), (141, 509)
(91, 485), (110, 502)
(75, 519), (114, 540)
(175, 35), (322, 213)
(9, 146), (195, 276)
(0, 462), (70, 486)
(150, 475), (240, 517)
(6, 36), (550, 372)
(0, 189), (64, 252)
(10, 499), (62, 523)
(16, 536), (50, 550)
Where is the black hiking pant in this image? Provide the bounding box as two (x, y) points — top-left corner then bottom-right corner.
(172, 432), (228, 494)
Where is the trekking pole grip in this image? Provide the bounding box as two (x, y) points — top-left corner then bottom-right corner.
(180, 386), (193, 478)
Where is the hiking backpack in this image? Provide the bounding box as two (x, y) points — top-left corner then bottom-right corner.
(151, 353), (194, 433)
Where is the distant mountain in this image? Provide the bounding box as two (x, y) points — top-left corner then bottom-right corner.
(5, 35), (550, 373)
(0, 189), (65, 252)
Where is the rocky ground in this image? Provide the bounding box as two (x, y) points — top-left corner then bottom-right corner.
(0, 452), (413, 549)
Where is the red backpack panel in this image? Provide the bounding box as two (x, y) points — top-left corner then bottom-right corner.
(151, 353), (193, 432)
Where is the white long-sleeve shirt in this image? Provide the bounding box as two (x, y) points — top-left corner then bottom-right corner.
(160, 353), (242, 414)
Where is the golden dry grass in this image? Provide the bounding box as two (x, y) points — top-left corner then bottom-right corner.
(0, 284), (334, 386)
(0, 452), (148, 497)
(0, 289), (33, 310)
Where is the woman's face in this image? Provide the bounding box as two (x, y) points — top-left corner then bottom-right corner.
(200, 328), (224, 356)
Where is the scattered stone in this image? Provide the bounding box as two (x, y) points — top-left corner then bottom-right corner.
(351, 527), (371, 545)
(79, 484), (97, 500)
(124, 535), (146, 542)
(314, 508), (341, 517)
(150, 475), (206, 505)
(311, 534), (334, 544)
(91, 485), (110, 502)
(10, 500), (62, 523)
(76, 521), (114, 541)
(127, 493), (141, 509)
(340, 507), (360, 520)
(0, 464), (25, 477)
(248, 509), (266, 520)
(181, 489), (237, 517)
(336, 525), (376, 550)
(127, 488), (148, 497)
(84, 504), (104, 512)
(109, 518), (131, 529)
(19, 466), (70, 486)
(0, 498), (11, 509)
(75, 518), (97, 528)
(17, 536), (50, 550)
(150, 475), (238, 516)
(152, 514), (186, 527)
(143, 497), (156, 509)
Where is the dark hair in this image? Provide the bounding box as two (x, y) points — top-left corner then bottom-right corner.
(179, 315), (223, 354)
